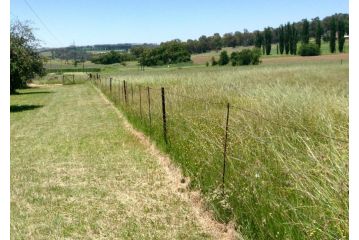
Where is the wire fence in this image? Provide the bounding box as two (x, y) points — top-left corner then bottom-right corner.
(89, 74), (349, 237)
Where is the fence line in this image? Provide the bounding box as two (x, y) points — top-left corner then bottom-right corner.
(92, 77), (348, 144)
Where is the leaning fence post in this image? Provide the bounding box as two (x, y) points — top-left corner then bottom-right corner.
(139, 85), (143, 119)
(123, 80), (128, 104)
(109, 78), (112, 93)
(222, 103), (230, 195)
(161, 87), (168, 144)
(131, 83), (134, 103)
(147, 86), (152, 127)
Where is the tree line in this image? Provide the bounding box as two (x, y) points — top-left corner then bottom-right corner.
(182, 13), (348, 55)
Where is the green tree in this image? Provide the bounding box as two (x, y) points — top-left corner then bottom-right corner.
(315, 19), (323, 48)
(284, 23), (291, 54)
(10, 20), (45, 94)
(329, 17), (336, 53)
(279, 25), (285, 54)
(264, 27), (272, 55)
(210, 33), (222, 51)
(254, 31), (263, 48)
(218, 50), (229, 65)
(222, 33), (236, 48)
(337, 19), (345, 52)
(290, 23), (298, 55)
(301, 19), (310, 44)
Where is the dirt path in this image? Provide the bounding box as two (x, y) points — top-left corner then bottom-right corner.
(92, 85), (240, 240)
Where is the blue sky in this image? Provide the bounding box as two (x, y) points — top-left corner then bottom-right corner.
(10, 0), (348, 48)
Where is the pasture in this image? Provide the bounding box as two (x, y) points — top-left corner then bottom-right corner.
(95, 59), (348, 239)
(191, 41), (349, 64)
(10, 84), (223, 239)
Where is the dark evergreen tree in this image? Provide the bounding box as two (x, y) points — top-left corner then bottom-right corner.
(284, 23), (291, 54)
(301, 19), (310, 44)
(264, 27), (272, 55)
(329, 17), (336, 53)
(338, 19), (345, 52)
(315, 19), (323, 48)
(254, 31), (263, 48)
(279, 25), (285, 54)
(291, 23), (298, 55)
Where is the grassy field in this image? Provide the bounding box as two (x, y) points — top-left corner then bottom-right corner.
(191, 40), (350, 64)
(95, 60), (349, 239)
(10, 84), (223, 239)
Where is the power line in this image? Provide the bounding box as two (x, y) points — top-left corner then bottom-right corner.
(23, 0), (64, 47)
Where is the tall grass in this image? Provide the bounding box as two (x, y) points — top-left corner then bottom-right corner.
(95, 61), (348, 239)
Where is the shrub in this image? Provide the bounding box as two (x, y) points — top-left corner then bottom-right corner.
(218, 50), (229, 65)
(251, 48), (262, 65)
(231, 48), (262, 66)
(91, 51), (135, 65)
(211, 56), (218, 66)
(299, 43), (321, 56)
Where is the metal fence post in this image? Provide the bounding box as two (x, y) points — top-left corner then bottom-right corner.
(222, 103), (230, 195)
(161, 87), (168, 144)
(147, 86), (151, 127)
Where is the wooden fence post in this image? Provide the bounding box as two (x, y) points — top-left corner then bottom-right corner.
(62, 75), (64, 85)
(118, 81), (122, 103)
(161, 87), (168, 144)
(72, 74), (75, 84)
(222, 103), (230, 195)
(139, 85), (143, 119)
(147, 87), (151, 127)
(109, 78), (112, 93)
(131, 83), (134, 103)
(123, 80), (128, 104)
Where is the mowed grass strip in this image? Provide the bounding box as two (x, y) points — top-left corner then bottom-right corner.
(10, 84), (212, 239)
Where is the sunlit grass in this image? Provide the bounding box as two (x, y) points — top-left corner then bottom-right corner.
(96, 60), (348, 239)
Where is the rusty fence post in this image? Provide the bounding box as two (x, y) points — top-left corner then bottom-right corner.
(123, 80), (128, 104)
(109, 78), (112, 93)
(139, 85), (143, 119)
(222, 103), (230, 195)
(161, 87), (168, 144)
(147, 86), (151, 127)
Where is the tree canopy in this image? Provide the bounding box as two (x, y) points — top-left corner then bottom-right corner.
(10, 20), (45, 94)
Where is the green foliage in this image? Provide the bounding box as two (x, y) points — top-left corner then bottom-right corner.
(254, 31), (263, 48)
(315, 19), (323, 48)
(139, 40), (191, 66)
(301, 19), (310, 44)
(330, 17), (336, 53)
(10, 20), (45, 94)
(264, 27), (272, 55)
(284, 23), (291, 54)
(230, 48), (261, 66)
(91, 51), (135, 65)
(130, 46), (146, 58)
(279, 25), (285, 54)
(299, 43), (321, 56)
(211, 56), (218, 66)
(290, 23), (298, 55)
(338, 19), (346, 53)
(218, 51), (229, 65)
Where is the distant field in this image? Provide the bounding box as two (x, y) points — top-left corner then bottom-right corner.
(191, 40), (350, 64)
(96, 60), (348, 239)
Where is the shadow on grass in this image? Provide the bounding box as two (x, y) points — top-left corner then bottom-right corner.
(19, 91), (53, 95)
(10, 105), (43, 113)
